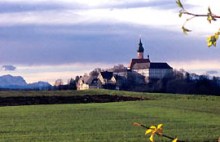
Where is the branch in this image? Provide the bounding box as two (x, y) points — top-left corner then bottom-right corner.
(181, 11), (220, 19)
(177, 0), (220, 47)
(133, 123), (186, 142)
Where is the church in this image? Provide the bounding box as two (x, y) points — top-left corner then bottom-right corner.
(77, 39), (173, 90)
(128, 39), (173, 82)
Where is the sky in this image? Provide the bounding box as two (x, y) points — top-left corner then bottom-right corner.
(0, 0), (220, 84)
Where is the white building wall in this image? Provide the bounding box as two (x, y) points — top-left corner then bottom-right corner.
(77, 80), (89, 90)
(133, 69), (149, 78)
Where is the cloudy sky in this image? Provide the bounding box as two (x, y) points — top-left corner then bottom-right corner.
(0, 0), (220, 84)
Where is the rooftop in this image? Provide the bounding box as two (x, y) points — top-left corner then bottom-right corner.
(129, 58), (150, 69)
(100, 71), (114, 80)
(150, 62), (173, 69)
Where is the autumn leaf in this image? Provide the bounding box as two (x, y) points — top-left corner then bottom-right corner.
(132, 122), (141, 127)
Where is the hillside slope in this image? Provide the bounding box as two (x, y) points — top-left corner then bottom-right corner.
(0, 90), (219, 141)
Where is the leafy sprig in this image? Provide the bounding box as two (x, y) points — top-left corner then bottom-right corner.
(176, 0), (220, 47)
(133, 122), (184, 142)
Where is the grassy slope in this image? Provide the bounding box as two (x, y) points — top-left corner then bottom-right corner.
(0, 90), (219, 142)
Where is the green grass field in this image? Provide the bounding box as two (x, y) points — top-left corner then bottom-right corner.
(0, 90), (219, 142)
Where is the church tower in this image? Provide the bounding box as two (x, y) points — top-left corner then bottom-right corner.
(137, 38), (144, 59)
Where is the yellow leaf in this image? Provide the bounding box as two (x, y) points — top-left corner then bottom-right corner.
(145, 129), (153, 135)
(207, 36), (211, 41)
(215, 33), (219, 40)
(207, 36), (213, 47)
(207, 41), (212, 47)
(207, 15), (212, 23)
(172, 138), (178, 142)
(157, 124), (163, 129)
(156, 124), (163, 135)
(145, 124), (163, 141)
(206, 35), (218, 47)
(150, 125), (156, 130)
(149, 134), (154, 142)
(213, 42), (217, 47)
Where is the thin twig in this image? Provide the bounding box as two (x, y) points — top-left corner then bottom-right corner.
(182, 11), (220, 19)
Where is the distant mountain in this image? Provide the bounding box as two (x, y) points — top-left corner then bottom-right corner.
(0, 74), (51, 90)
(0, 75), (27, 88)
(28, 81), (52, 90)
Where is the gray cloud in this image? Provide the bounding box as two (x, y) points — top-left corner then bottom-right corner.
(0, 2), (62, 13)
(104, 0), (175, 10)
(0, 23), (219, 66)
(206, 70), (218, 75)
(0, 0), (219, 66)
(0, 1), (87, 14)
(0, 0), (177, 15)
(2, 65), (16, 71)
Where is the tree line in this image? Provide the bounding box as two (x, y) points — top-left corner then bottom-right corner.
(130, 69), (220, 96)
(53, 65), (220, 96)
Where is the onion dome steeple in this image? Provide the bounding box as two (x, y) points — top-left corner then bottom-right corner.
(137, 38), (144, 52)
(137, 38), (144, 59)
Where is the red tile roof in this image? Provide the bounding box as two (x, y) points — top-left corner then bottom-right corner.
(128, 58), (150, 69)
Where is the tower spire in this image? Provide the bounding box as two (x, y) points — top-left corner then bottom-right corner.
(137, 38), (144, 59)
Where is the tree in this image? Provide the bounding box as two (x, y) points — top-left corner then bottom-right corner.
(111, 64), (127, 72)
(54, 79), (63, 87)
(89, 68), (102, 77)
(176, 0), (220, 47)
(75, 76), (80, 83)
(67, 78), (77, 90)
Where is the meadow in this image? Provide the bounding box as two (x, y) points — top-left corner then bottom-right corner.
(0, 90), (219, 142)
